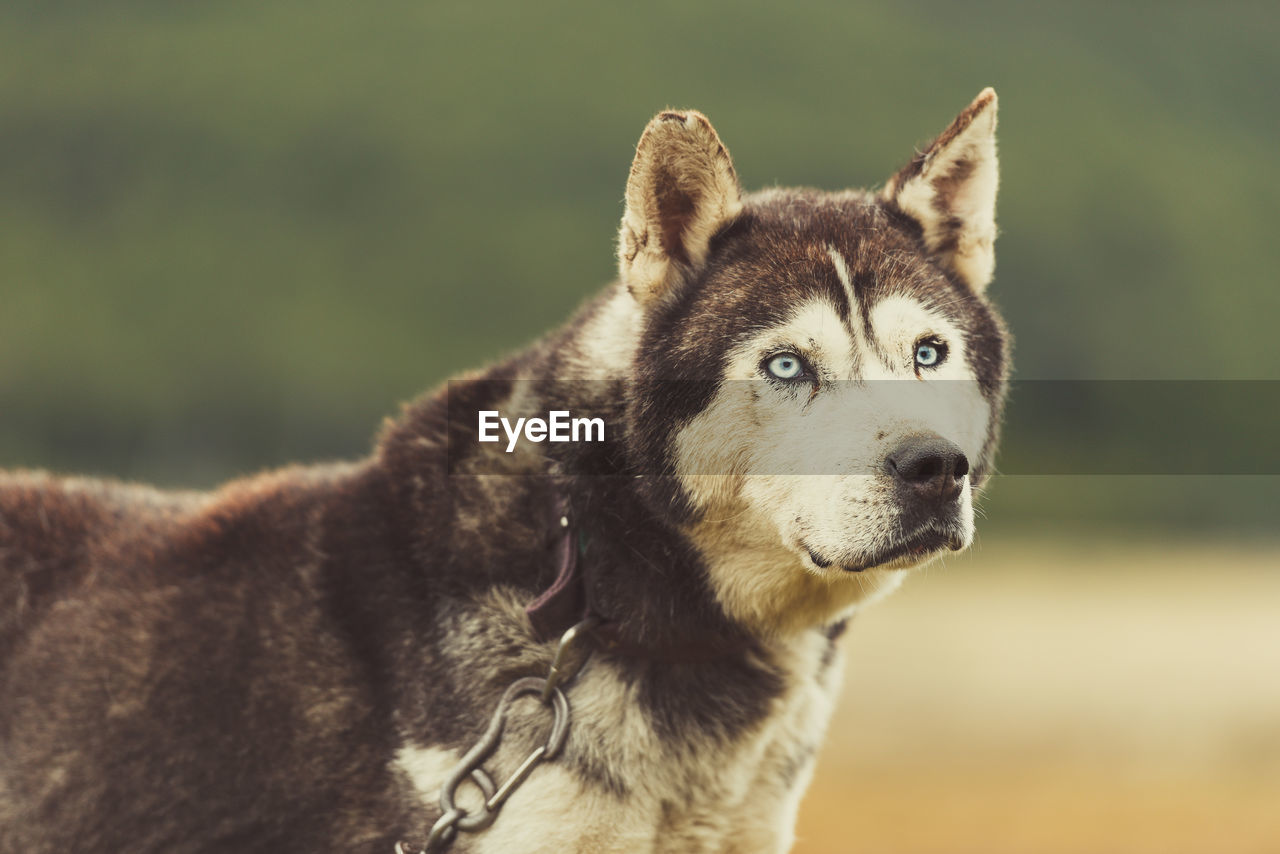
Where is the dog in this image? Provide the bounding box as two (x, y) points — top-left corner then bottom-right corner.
(0, 89), (1009, 853)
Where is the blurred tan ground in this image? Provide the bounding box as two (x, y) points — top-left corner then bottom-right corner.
(794, 536), (1280, 854)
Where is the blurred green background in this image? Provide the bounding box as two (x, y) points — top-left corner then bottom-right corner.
(1, 0), (1277, 532)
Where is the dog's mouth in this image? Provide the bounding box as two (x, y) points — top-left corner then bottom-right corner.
(804, 525), (966, 574)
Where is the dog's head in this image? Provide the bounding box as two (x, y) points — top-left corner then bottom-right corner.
(601, 92), (1008, 633)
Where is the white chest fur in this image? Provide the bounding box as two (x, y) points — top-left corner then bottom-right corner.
(396, 626), (844, 854)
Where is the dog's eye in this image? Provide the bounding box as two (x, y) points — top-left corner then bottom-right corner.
(765, 353), (807, 381)
(915, 339), (947, 370)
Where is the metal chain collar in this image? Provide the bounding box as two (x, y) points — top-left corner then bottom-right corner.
(396, 616), (599, 854)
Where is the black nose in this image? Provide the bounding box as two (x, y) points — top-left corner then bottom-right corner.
(886, 435), (970, 503)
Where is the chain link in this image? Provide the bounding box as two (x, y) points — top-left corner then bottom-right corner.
(395, 617), (598, 854)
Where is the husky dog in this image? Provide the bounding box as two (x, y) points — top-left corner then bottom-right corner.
(0, 90), (1009, 853)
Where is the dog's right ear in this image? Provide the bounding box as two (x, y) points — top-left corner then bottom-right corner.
(618, 110), (743, 307)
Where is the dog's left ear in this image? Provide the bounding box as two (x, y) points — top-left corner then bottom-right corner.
(619, 110), (743, 307)
(883, 88), (999, 292)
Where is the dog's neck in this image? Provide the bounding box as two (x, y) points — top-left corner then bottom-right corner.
(375, 360), (761, 661)
(525, 488), (756, 660)
(566, 472), (770, 656)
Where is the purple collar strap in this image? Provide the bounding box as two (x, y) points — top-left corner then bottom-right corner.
(524, 497), (589, 643)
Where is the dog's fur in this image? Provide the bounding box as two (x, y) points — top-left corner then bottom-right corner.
(0, 91), (1009, 853)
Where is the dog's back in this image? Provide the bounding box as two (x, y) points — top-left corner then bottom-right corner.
(0, 466), (410, 852)
(1, 473), (197, 662)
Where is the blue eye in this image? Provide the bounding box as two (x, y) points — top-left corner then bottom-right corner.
(766, 353), (805, 380)
(915, 340), (946, 369)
